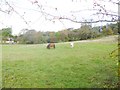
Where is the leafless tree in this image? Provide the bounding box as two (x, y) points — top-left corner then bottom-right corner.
(0, 0), (119, 26)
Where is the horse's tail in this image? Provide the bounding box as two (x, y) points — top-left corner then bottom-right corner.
(47, 44), (50, 49)
(54, 44), (55, 49)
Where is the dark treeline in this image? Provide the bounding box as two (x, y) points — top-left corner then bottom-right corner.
(0, 22), (119, 44)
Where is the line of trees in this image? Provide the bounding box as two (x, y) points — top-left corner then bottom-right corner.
(0, 22), (118, 44)
(0, 0), (119, 44)
(0, 28), (18, 43)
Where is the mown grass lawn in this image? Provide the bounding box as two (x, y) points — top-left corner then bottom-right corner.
(2, 38), (118, 88)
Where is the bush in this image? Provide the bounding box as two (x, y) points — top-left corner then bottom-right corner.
(26, 41), (34, 44)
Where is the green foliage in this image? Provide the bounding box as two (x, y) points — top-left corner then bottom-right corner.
(1, 28), (12, 41)
(2, 28), (12, 37)
(18, 30), (47, 44)
(1, 22), (118, 44)
(107, 27), (113, 35)
(102, 26), (107, 36)
(0, 30), (2, 41)
(109, 48), (119, 58)
(109, 23), (118, 34)
(101, 23), (118, 36)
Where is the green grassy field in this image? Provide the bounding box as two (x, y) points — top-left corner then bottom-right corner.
(2, 36), (118, 88)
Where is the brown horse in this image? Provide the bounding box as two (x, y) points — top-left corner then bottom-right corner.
(47, 43), (55, 49)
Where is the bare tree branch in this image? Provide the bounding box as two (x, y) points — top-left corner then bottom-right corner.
(3, 0), (29, 25)
(57, 17), (118, 23)
(0, 0), (119, 26)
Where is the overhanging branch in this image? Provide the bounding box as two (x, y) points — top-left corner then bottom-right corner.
(57, 17), (118, 23)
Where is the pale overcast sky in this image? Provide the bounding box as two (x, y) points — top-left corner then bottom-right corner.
(0, 0), (118, 35)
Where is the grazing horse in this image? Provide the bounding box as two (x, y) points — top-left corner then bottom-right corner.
(47, 43), (55, 49)
(70, 42), (74, 48)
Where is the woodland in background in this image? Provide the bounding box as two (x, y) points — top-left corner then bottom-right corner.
(0, 22), (119, 44)
(0, 0), (119, 44)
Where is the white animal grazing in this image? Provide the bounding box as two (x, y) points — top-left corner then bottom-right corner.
(70, 42), (74, 48)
